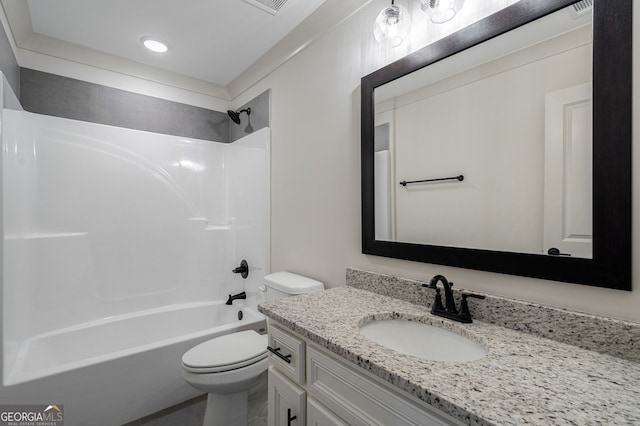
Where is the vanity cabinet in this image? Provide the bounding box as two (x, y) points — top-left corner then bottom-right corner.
(267, 321), (465, 426)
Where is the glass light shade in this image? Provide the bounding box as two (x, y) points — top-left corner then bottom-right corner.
(420, 0), (465, 24)
(373, 2), (411, 48)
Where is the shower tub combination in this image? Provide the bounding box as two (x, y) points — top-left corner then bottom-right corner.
(4, 302), (265, 425)
(6, 302), (266, 385)
(1, 104), (270, 425)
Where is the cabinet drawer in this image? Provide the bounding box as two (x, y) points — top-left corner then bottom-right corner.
(306, 346), (464, 426)
(268, 324), (305, 385)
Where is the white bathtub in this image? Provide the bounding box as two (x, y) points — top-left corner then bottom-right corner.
(1, 301), (266, 425)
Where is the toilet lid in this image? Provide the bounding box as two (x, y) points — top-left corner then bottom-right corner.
(182, 330), (267, 372)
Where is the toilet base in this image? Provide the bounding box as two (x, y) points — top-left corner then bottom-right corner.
(203, 390), (248, 426)
(201, 371), (267, 426)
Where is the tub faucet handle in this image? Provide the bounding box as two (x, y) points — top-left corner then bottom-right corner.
(232, 259), (249, 279)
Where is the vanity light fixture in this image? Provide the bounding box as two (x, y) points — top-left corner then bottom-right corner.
(420, 0), (465, 24)
(140, 36), (169, 53)
(373, 0), (411, 48)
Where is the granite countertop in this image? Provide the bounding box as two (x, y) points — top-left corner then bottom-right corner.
(258, 286), (640, 426)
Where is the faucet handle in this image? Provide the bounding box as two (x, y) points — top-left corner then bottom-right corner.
(432, 288), (445, 312)
(458, 293), (486, 322)
(421, 283), (446, 313)
(462, 293), (485, 300)
(422, 281), (453, 289)
(232, 259), (249, 279)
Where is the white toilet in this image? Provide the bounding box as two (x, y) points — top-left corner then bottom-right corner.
(181, 272), (324, 426)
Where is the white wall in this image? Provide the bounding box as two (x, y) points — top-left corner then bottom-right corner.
(232, 0), (640, 323)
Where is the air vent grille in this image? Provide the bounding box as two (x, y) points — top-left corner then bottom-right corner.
(568, 0), (593, 19)
(574, 0), (593, 13)
(242, 0), (288, 15)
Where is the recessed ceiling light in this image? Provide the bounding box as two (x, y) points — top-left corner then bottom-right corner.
(140, 37), (168, 53)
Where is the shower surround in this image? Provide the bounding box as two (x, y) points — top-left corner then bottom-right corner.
(1, 102), (270, 424)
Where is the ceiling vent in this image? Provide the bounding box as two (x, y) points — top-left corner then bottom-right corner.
(242, 0), (288, 15)
(568, 0), (593, 19)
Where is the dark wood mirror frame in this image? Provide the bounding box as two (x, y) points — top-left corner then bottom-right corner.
(361, 0), (632, 290)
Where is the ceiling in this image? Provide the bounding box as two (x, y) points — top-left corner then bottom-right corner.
(0, 0), (354, 94)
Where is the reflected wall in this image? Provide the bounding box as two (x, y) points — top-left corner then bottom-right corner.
(373, 7), (593, 257)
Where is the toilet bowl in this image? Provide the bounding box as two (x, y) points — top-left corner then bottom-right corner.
(182, 330), (269, 426)
(182, 272), (324, 426)
(182, 330), (269, 393)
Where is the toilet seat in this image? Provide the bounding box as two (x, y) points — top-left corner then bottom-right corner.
(182, 330), (268, 374)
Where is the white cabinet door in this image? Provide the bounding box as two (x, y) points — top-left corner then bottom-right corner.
(307, 397), (348, 426)
(268, 366), (305, 426)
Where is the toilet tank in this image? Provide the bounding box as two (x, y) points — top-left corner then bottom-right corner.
(263, 272), (324, 301)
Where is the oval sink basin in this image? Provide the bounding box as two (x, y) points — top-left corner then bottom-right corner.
(359, 319), (487, 363)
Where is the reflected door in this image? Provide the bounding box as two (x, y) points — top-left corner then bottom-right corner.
(544, 82), (593, 258)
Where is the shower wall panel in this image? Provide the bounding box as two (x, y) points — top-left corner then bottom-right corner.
(2, 110), (269, 344)
(224, 127), (271, 301)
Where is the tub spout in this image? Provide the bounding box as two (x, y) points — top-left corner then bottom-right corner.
(226, 291), (247, 305)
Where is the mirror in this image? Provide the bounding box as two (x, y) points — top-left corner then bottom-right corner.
(374, 6), (593, 258)
(361, 0), (631, 290)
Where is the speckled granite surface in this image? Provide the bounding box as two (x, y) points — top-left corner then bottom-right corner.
(347, 268), (640, 362)
(258, 287), (640, 426)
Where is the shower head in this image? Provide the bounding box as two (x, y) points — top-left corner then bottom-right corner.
(227, 108), (251, 125)
(227, 110), (240, 124)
